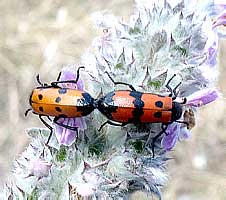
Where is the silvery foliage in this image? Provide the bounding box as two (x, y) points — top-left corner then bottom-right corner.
(1, 0), (221, 199)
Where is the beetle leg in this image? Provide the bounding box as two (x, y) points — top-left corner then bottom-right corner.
(53, 117), (81, 153)
(39, 115), (53, 145)
(74, 66), (85, 83)
(56, 71), (62, 81)
(50, 66), (85, 87)
(51, 80), (76, 87)
(53, 117), (78, 131)
(98, 120), (128, 131)
(105, 71), (136, 91)
(175, 120), (189, 129)
(24, 108), (32, 117)
(150, 124), (168, 158)
(36, 85), (57, 89)
(181, 97), (187, 104)
(46, 115), (52, 121)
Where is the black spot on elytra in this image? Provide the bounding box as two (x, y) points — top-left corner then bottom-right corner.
(55, 97), (61, 103)
(130, 91), (144, 108)
(39, 107), (44, 112)
(154, 112), (162, 118)
(55, 107), (62, 112)
(38, 94), (43, 100)
(155, 101), (163, 108)
(58, 88), (67, 94)
(129, 91), (144, 123)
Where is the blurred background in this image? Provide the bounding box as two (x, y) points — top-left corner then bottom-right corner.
(0, 0), (225, 199)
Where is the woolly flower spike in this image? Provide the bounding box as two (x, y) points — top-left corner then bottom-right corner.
(79, 0), (222, 199)
(53, 66), (87, 146)
(2, 1), (223, 200)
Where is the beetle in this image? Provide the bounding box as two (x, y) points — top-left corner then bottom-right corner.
(96, 72), (187, 157)
(25, 66), (95, 144)
(97, 90), (182, 125)
(30, 88), (94, 118)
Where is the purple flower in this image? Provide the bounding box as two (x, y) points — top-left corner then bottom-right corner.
(178, 127), (191, 140)
(54, 117), (87, 146)
(161, 123), (191, 151)
(207, 37), (218, 66)
(161, 123), (180, 151)
(202, 19), (218, 67)
(211, 7), (226, 37)
(204, 7), (226, 67)
(186, 88), (220, 107)
(59, 67), (84, 90)
(53, 67), (87, 146)
(212, 10), (226, 29)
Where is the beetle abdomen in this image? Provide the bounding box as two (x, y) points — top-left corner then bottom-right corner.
(97, 90), (173, 123)
(30, 88), (94, 117)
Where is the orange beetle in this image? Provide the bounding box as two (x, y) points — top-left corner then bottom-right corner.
(30, 88), (94, 118)
(97, 72), (184, 129)
(96, 72), (187, 157)
(97, 90), (182, 123)
(25, 66), (94, 144)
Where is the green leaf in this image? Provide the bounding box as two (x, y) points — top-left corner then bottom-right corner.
(115, 48), (126, 70)
(28, 188), (38, 200)
(173, 45), (188, 56)
(148, 80), (162, 90)
(88, 142), (105, 156)
(56, 146), (67, 162)
(131, 140), (144, 153)
(115, 62), (124, 69)
(129, 27), (141, 34)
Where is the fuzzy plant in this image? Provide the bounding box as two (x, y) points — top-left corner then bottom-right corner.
(1, 0), (226, 199)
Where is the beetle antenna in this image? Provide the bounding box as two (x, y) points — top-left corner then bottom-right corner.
(36, 74), (49, 87)
(104, 71), (136, 91)
(36, 74), (43, 86)
(50, 66), (85, 87)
